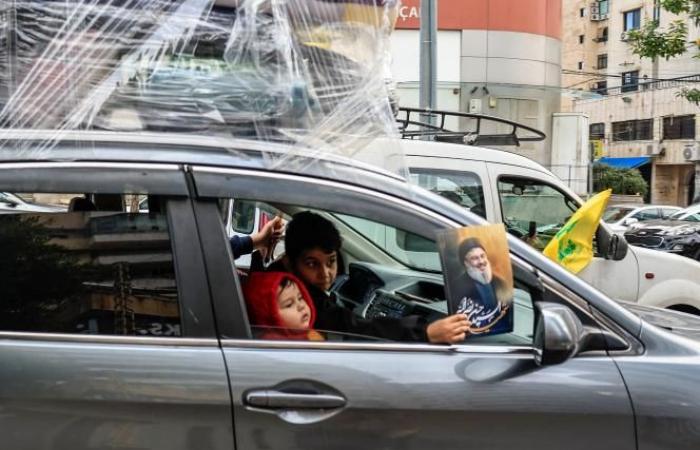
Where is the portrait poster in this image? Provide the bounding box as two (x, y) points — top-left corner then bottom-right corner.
(437, 224), (514, 336)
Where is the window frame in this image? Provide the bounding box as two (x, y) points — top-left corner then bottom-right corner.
(612, 119), (653, 141)
(596, 54), (608, 69)
(191, 166), (633, 352)
(0, 162), (217, 340)
(623, 8), (641, 31)
(590, 122), (605, 140)
(621, 70), (639, 92)
(663, 115), (696, 140)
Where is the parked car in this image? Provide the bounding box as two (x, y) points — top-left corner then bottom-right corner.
(0, 131), (700, 449)
(623, 204), (700, 263)
(603, 203), (682, 232)
(0, 192), (64, 213)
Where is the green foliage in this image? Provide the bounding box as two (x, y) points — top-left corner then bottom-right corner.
(629, 0), (700, 103)
(678, 87), (700, 104)
(0, 215), (86, 331)
(593, 165), (649, 197)
(628, 20), (688, 59)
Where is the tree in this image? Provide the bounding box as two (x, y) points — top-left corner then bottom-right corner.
(593, 165), (649, 197)
(0, 215), (86, 331)
(628, 0), (700, 104)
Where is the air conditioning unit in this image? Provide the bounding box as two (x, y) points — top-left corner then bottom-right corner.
(682, 144), (700, 161)
(600, 13), (609, 20)
(620, 31), (631, 41)
(591, 13), (601, 20)
(590, 3), (600, 14)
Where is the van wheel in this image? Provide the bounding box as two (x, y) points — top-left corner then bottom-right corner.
(668, 304), (700, 316)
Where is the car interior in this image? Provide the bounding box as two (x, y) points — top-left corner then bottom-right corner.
(226, 199), (538, 346)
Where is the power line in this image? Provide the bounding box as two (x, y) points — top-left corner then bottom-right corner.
(561, 69), (700, 83)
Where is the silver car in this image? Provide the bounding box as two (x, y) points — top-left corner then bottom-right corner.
(604, 203), (682, 232)
(0, 132), (697, 450)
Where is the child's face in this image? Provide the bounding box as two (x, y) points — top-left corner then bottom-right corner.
(294, 247), (338, 292)
(277, 281), (311, 330)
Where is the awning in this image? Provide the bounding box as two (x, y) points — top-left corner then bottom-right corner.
(597, 156), (651, 169)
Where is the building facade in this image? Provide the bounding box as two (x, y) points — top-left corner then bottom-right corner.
(562, 0), (700, 205)
(391, 0), (562, 166)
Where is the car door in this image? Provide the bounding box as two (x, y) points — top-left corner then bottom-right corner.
(487, 164), (640, 303)
(0, 163), (233, 450)
(192, 165), (635, 450)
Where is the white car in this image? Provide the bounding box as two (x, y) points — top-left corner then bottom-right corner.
(0, 192), (64, 214)
(604, 203), (682, 232)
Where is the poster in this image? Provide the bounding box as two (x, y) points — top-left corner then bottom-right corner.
(437, 224), (514, 336)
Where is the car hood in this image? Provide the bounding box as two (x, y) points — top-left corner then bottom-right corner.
(620, 302), (700, 341)
(626, 219), (699, 235)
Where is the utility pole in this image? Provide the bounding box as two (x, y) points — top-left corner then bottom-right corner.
(419, 0), (437, 131)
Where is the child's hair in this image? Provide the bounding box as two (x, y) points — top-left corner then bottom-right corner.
(242, 271), (317, 339)
(285, 211), (342, 263)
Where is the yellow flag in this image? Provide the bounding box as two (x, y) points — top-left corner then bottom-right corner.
(543, 189), (612, 274)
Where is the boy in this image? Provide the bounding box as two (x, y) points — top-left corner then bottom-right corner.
(281, 211), (470, 344)
(243, 271), (323, 341)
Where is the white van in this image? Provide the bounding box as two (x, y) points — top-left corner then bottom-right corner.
(391, 139), (700, 313)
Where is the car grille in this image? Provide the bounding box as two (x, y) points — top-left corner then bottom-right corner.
(625, 234), (663, 247)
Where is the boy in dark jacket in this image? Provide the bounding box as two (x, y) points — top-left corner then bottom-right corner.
(281, 211), (470, 344)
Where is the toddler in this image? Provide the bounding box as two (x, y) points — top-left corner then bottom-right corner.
(243, 272), (323, 340)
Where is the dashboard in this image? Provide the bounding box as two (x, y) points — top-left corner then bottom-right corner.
(334, 262), (448, 323)
(333, 262), (535, 346)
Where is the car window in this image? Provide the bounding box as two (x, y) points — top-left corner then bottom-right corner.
(661, 208), (680, 218)
(226, 199), (536, 347)
(603, 206), (635, 223)
(0, 193), (182, 336)
(408, 169), (487, 219)
(632, 208), (660, 221)
(497, 177), (579, 251)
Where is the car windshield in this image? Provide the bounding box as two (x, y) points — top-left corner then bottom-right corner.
(603, 206), (635, 223)
(669, 208), (700, 221)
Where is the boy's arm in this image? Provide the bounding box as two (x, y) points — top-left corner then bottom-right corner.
(230, 235), (254, 259)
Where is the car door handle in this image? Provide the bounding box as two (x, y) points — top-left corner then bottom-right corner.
(245, 389), (346, 409)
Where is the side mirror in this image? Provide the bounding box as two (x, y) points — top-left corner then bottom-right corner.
(596, 226), (628, 261)
(623, 217), (638, 226)
(533, 302), (586, 366)
(608, 233), (628, 261)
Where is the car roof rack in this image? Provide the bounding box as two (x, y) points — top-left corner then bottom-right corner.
(396, 107), (546, 147)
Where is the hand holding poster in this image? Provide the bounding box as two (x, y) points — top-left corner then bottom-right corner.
(437, 224), (514, 336)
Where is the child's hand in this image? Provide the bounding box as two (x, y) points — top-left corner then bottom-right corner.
(426, 314), (471, 344)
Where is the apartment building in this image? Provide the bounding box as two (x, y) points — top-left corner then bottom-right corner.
(562, 0), (700, 206)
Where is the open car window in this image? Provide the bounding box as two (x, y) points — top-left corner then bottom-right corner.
(225, 199), (536, 347)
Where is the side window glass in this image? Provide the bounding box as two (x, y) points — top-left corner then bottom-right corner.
(228, 200), (535, 346)
(497, 177), (578, 251)
(0, 193), (182, 336)
(409, 169), (487, 219)
(661, 208), (678, 218)
(632, 209), (659, 221)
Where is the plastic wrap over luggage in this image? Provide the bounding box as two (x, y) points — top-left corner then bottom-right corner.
(0, 0), (405, 175)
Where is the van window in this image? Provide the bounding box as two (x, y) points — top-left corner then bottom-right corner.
(409, 169), (487, 218)
(497, 178), (579, 251)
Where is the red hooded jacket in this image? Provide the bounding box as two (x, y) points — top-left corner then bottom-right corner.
(243, 272), (323, 340)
